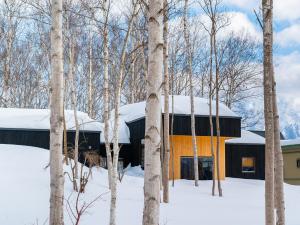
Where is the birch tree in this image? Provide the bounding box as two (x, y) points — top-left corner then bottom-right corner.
(102, 0), (113, 190)
(49, 0), (64, 224)
(143, 0), (163, 224)
(262, 0), (275, 224)
(273, 68), (285, 225)
(162, 0), (170, 203)
(109, 2), (139, 225)
(184, 0), (199, 187)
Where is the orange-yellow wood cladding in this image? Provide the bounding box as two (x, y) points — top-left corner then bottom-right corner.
(169, 135), (229, 180)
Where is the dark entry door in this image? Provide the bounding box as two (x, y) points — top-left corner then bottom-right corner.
(181, 157), (213, 180)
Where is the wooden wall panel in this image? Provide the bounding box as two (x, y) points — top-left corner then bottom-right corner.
(169, 135), (227, 180)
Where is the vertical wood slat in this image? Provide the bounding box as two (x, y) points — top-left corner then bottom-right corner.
(169, 135), (227, 180)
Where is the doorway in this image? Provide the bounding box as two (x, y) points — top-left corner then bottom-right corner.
(180, 156), (213, 180)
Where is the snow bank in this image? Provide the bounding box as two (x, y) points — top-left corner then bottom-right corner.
(119, 95), (239, 123)
(1, 144), (299, 225)
(226, 130), (265, 145)
(281, 138), (300, 146)
(0, 108), (102, 131)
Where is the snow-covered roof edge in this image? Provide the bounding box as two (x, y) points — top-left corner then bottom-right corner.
(119, 95), (240, 123)
(281, 139), (300, 147)
(226, 130), (265, 145)
(0, 108), (102, 132)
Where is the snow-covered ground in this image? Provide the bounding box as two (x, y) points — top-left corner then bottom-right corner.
(1, 144), (299, 225)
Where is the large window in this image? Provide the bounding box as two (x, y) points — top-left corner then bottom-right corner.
(297, 159), (300, 168)
(242, 157), (255, 173)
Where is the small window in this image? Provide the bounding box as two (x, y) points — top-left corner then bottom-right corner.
(242, 157), (255, 173)
(297, 159), (300, 168)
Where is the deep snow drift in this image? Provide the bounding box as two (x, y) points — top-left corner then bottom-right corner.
(0, 144), (299, 225)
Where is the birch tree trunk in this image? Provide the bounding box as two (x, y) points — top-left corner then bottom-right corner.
(110, 3), (138, 225)
(273, 72), (285, 225)
(49, 0), (64, 224)
(162, 0), (170, 203)
(130, 45), (136, 104)
(2, 17), (13, 108)
(102, 0), (113, 190)
(88, 29), (94, 118)
(68, 38), (79, 179)
(142, 0), (163, 224)
(209, 25), (216, 196)
(262, 0), (275, 224)
(183, 0), (199, 187)
(213, 25), (222, 197)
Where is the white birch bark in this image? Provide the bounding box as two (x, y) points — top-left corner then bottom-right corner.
(49, 0), (64, 224)
(213, 25), (223, 197)
(88, 29), (94, 118)
(162, 0), (170, 203)
(262, 0), (275, 224)
(2, 16), (13, 107)
(273, 73), (285, 225)
(142, 0), (163, 224)
(209, 24), (216, 196)
(183, 0), (199, 187)
(68, 38), (79, 179)
(102, 0), (113, 190)
(110, 3), (138, 225)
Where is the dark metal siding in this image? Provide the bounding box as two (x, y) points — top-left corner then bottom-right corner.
(0, 128), (101, 151)
(126, 115), (241, 140)
(99, 144), (133, 168)
(225, 143), (265, 180)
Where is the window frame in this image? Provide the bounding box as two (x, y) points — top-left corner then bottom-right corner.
(297, 159), (300, 168)
(241, 157), (256, 173)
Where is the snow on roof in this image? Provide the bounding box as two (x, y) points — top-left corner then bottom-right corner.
(100, 118), (130, 144)
(119, 95), (239, 123)
(0, 108), (102, 132)
(226, 130), (265, 145)
(100, 95), (239, 144)
(281, 139), (300, 147)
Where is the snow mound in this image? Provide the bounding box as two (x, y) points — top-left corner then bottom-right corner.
(1, 144), (299, 225)
(0, 108), (102, 131)
(226, 130), (265, 145)
(124, 165), (144, 177)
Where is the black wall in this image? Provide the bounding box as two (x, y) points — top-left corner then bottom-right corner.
(99, 143), (133, 168)
(225, 143), (265, 180)
(127, 115), (241, 141)
(0, 128), (101, 152)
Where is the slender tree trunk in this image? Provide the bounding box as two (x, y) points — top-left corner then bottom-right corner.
(162, 0), (170, 203)
(171, 77), (175, 187)
(49, 0), (64, 224)
(130, 47), (136, 104)
(262, 0), (275, 224)
(68, 38), (79, 179)
(88, 30), (94, 118)
(142, 0), (163, 224)
(183, 0), (199, 187)
(209, 26), (216, 196)
(2, 18), (13, 108)
(273, 72), (285, 225)
(110, 3), (138, 225)
(102, 0), (113, 190)
(213, 25), (222, 197)
(63, 109), (69, 165)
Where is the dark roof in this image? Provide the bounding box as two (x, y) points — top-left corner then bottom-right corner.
(249, 130), (285, 140)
